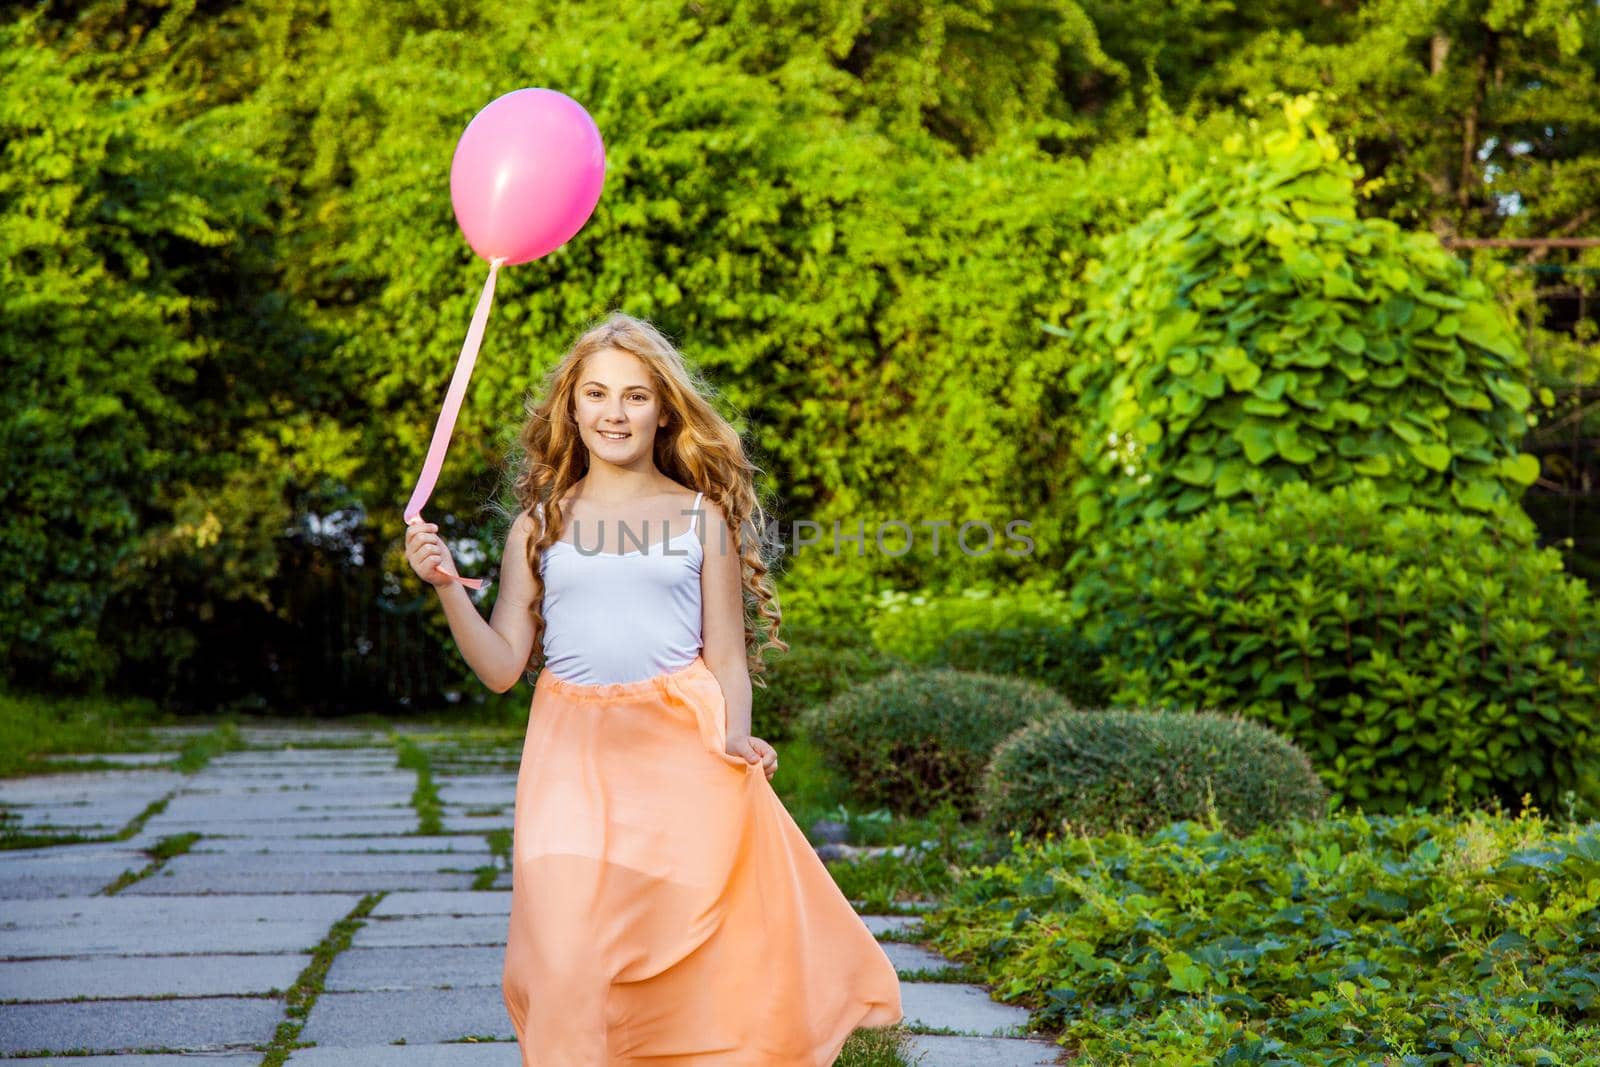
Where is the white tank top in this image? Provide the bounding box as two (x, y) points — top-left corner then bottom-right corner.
(535, 491), (705, 685)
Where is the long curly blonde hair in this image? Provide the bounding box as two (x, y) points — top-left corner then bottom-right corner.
(498, 311), (788, 687)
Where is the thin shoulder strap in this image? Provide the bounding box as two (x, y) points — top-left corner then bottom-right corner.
(690, 491), (704, 534)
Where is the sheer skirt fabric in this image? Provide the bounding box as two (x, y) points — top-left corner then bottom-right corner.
(501, 654), (903, 1065)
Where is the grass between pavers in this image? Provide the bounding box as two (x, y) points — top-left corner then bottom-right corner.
(393, 734), (444, 835)
(100, 831), (203, 894)
(257, 890), (386, 1065)
(1, 720), (250, 851)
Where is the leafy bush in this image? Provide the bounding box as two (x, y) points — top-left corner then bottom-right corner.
(1060, 96), (1540, 543)
(1067, 478), (1600, 819)
(798, 668), (1071, 818)
(918, 803), (1600, 1064)
(867, 579), (1073, 662)
(931, 624), (1109, 709)
(750, 623), (908, 742)
(979, 706), (1328, 841)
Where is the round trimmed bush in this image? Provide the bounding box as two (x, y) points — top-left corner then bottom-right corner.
(799, 667), (1072, 818)
(979, 706), (1329, 841)
(931, 624), (1108, 709)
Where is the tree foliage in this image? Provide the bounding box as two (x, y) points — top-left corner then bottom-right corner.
(1063, 96), (1541, 542)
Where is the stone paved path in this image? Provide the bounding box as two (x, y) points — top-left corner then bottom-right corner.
(0, 726), (1064, 1066)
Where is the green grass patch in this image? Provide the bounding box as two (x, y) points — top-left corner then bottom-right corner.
(0, 687), (175, 778)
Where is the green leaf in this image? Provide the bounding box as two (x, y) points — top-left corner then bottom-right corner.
(1500, 453), (1540, 487)
(1333, 326), (1364, 354)
(1235, 422), (1277, 464)
(1164, 951), (1208, 994)
(1173, 454), (1215, 486)
(1353, 453), (1391, 477)
(1214, 459), (1248, 497)
(1452, 478), (1503, 513)
(1457, 304), (1518, 360)
(1485, 376), (1531, 412)
(1408, 441), (1452, 472)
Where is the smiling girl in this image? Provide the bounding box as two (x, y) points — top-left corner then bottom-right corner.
(404, 311), (902, 1064)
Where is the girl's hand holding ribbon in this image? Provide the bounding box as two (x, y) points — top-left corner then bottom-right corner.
(405, 519), (460, 588)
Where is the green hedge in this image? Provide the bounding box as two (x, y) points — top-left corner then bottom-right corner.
(979, 706), (1328, 841)
(917, 805), (1600, 1063)
(867, 580), (1073, 662)
(1066, 478), (1600, 819)
(798, 667), (1071, 818)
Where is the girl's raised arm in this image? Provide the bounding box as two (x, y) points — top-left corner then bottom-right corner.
(433, 511), (538, 693)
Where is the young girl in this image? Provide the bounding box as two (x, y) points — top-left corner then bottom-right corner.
(404, 312), (902, 1064)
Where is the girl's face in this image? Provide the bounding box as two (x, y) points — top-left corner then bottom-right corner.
(573, 347), (669, 469)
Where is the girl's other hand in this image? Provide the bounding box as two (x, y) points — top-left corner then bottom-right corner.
(726, 733), (778, 781)
(405, 518), (459, 587)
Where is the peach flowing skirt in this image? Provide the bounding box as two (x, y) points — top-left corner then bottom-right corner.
(501, 654), (903, 1065)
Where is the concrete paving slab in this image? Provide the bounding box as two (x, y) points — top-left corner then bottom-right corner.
(153, 799), (412, 822)
(0, 770), (183, 806)
(138, 816), (420, 838)
(191, 834), (492, 854)
(0, 847), (150, 900)
(197, 766), (409, 780)
(0, 951), (308, 1000)
(299, 987), (511, 1046)
(210, 748), (397, 762)
(154, 851), (477, 876)
(0, 771), (181, 836)
(905, 1033), (1064, 1066)
(369, 891), (510, 917)
(324, 945), (503, 992)
(435, 778), (516, 802)
(883, 941), (957, 974)
(46, 753), (183, 766)
(286, 1043), (520, 1065)
(439, 814), (511, 833)
(900, 981), (1033, 1037)
(23, 1056), (261, 1067)
(862, 914), (926, 937)
(0, 996), (282, 1055)
(119, 868), (473, 894)
(352, 914), (507, 949)
(0, 894), (360, 958)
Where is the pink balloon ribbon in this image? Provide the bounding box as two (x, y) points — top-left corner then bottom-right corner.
(402, 256), (507, 590)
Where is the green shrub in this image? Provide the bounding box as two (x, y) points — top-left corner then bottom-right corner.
(979, 706), (1328, 841)
(1060, 97), (1539, 543)
(867, 579), (1072, 662)
(931, 624), (1108, 709)
(798, 668), (1071, 818)
(916, 803), (1600, 1063)
(1067, 478), (1600, 819)
(751, 623), (908, 742)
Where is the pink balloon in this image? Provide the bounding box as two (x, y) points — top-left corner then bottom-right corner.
(449, 88), (606, 266)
